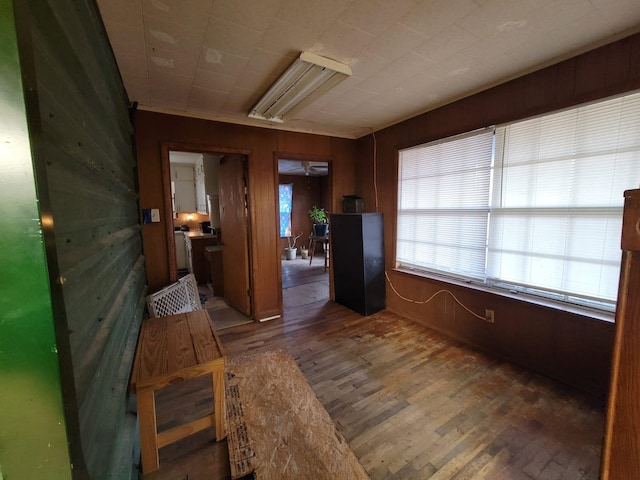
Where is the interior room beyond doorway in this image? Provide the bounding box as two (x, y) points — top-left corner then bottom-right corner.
(278, 159), (330, 308)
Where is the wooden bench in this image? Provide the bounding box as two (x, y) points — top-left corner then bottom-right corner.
(130, 309), (226, 473)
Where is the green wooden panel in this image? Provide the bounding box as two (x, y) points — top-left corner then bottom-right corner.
(0, 0), (72, 478)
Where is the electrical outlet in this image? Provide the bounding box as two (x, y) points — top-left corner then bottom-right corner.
(485, 309), (495, 323)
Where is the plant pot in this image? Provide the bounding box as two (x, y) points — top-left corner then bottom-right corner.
(300, 248), (308, 259)
(284, 247), (297, 260)
(313, 223), (328, 237)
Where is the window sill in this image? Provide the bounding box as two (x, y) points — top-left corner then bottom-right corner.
(391, 267), (616, 324)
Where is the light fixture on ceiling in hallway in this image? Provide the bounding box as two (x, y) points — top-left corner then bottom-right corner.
(249, 51), (352, 123)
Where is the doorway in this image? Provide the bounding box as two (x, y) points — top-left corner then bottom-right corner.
(277, 158), (331, 310)
(162, 143), (253, 321)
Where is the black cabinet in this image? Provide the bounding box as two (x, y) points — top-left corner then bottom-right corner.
(330, 213), (385, 316)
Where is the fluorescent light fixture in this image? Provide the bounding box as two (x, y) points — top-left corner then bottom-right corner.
(249, 51), (352, 123)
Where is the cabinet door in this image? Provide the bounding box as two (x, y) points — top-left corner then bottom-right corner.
(171, 164), (197, 213)
(174, 180), (196, 213)
(172, 164), (194, 181)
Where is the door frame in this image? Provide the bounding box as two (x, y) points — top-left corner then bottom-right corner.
(160, 142), (251, 292)
(273, 152), (333, 309)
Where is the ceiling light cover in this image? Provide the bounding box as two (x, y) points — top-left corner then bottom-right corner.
(249, 51), (352, 123)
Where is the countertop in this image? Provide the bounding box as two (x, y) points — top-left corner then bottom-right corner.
(176, 230), (218, 239)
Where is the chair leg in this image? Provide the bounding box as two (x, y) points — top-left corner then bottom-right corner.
(309, 239), (315, 265)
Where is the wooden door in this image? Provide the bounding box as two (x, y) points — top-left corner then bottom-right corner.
(218, 155), (252, 316)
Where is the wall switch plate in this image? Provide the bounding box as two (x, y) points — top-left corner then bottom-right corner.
(151, 209), (160, 222)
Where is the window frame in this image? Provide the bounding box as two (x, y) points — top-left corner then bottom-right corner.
(394, 91), (640, 316)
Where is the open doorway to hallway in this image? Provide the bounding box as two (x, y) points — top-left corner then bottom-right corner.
(277, 159), (331, 310)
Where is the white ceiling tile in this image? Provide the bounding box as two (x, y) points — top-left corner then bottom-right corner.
(259, 18), (326, 57)
(148, 70), (192, 93)
(352, 72), (401, 97)
(187, 87), (228, 113)
(203, 17), (264, 58)
(146, 45), (199, 75)
(211, 0), (284, 32)
(243, 50), (296, 76)
(398, 0), (479, 37)
(197, 48), (250, 76)
(143, 16), (206, 53)
(349, 52), (391, 81)
(334, 104), (389, 129)
(149, 82), (190, 110)
(234, 71), (280, 96)
(454, 0), (544, 38)
(413, 25), (478, 62)
(276, 0), (353, 35)
(317, 99), (360, 117)
(192, 69), (236, 94)
(142, 0), (212, 30)
(225, 86), (258, 111)
(365, 23), (427, 60)
(505, 16), (609, 70)
(314, 21), (375, 61)
(340, 0), (418, 36)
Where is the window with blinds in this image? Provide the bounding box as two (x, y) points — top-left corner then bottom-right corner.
(397, 128), (494, 280)
(397, 91), (640, 312)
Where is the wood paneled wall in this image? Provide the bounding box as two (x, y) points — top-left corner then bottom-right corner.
(355, 33), (640, 399)
(136, 112), (356, 319)
(15, 0), (145, 477)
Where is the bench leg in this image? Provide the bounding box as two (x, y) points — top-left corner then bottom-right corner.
(138, 389), (160, 473)
(213, 369), (226, 441)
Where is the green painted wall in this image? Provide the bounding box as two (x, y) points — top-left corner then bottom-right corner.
(0, 1), (72, 478)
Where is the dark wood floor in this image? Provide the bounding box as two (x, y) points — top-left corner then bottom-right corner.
(143, 261), (605, 480)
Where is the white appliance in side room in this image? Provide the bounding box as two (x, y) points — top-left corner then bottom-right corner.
(174, 231), (187, 270)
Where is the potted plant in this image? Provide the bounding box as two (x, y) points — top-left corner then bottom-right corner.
(284, 231), (302, 260)
(308, 206), (329, 237)
(300, 244), (309, 259)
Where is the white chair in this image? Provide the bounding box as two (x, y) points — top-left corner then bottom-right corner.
(146, 274), (202, 318)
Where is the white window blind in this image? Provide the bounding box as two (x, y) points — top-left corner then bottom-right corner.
(488, 93), (640, 308)
(396, 91), (640, 312)
(397, 129), (494, 279)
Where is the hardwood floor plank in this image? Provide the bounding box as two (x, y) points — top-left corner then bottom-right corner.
(142, 261), (605, 479)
